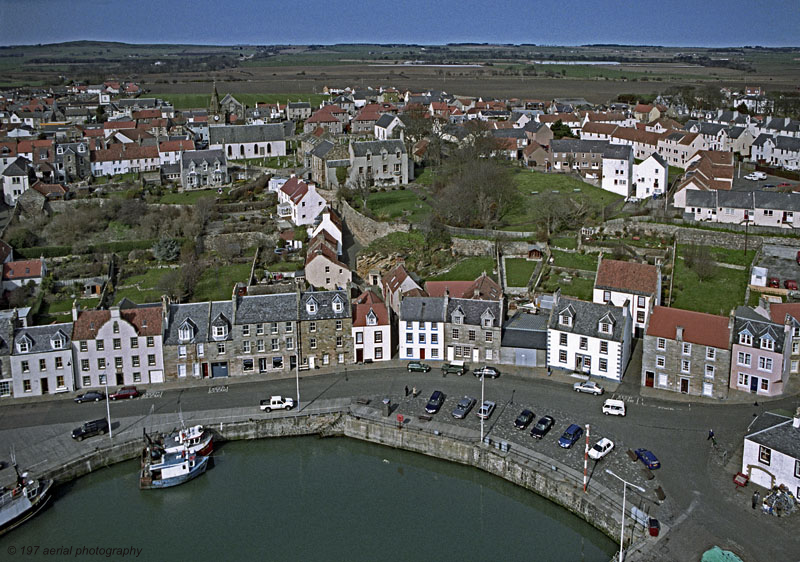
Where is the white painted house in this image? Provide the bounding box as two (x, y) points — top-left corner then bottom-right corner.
(310, 207), (343, 255)
(352, 290), (391, 362)
(742, 410), (800, 497)
(632, 153), (668, 199)
(277, 176), (327, 226)
(399, 297), (446, 362)
(593, 257), (661, 338)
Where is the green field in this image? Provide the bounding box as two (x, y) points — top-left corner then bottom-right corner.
(429, 257), (496, 282)
(676, 244), (756, 267)
(550, 236), (578, 250)
(505, 258), (536, 287)
(551, 250), (599, 272)
(670, 259), (748, 315)
(149, 93), (327, 110)
(157, 188), (224, 205)
(540, 273), (594, 301)
(194, 263), (253, 302)
(367, 189), (432, 223)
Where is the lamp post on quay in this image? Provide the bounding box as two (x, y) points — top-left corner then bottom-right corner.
(605, 469), (645, 562)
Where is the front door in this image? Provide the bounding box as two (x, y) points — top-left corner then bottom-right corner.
(40, 378), (49, 394)
(202, 363), (209, 378)
(680, 378), (689, 393)
(645, 371), (655, 388)
(750, 376), (759, 393)
(116, 372), (124, 386)
(420, 348), (425, 360)
(289, 355), (297, 370)
(356, 349), (364, 363)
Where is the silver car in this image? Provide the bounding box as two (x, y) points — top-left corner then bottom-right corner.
(477, 400), (496, 420)
(573, 381), (604, 395)
(451, 396), (476, 419)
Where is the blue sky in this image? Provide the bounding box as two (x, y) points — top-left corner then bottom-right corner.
(1, 0), (798, 47)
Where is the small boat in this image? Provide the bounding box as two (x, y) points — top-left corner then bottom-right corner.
(0, 461), (53, 536)
(139, 444), (209, 490)
(161, 425), (213, 457)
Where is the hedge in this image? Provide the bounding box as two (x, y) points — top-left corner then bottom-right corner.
(15, 246), (72, 258)
(14, 239), (187, 258)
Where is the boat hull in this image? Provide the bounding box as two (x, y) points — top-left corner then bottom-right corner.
(140, 455), (209, 490)
(0, 479), (53, 537)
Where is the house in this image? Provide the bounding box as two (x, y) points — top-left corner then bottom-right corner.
(522, 141), (550, 170)
(71, 303), (164, 387)
(642, 306), (732, 398)
(500, 311), (548, 367)
(159, 139), (195, 166)
(547, 294), (632, 381)
(655, 130), (708, 169)
(632, 153), (668, 199)
(298, 290), (352, 369)
(352, 290), (391, 362)
(593, 257), (661, 337)
(768, 303), (800, 377)
(161, 301), (211, 381)
(231, 293), (299, 375)
(634, 104), (661, 123)
(2, 258), (46, 291)
(349, 140), (410, 186)
(0, 316), (14, 398)
(310, 207), (343, 255)
(549, 139), (633, 196)
(374, 114), (404, 140)
(382, 263), (424, 315)
(304, 231), (351, 291)
(2, 156), (32, 206)
(444, 279), (504, 364)
(10, 322), (74, 396)
(277, 176), (327, 226)
(730, 306), (791, 396)
(399, 296), (446, 361)
(673, 151), (735, 209)
(286, 102), (312, 121)
(683, 190), (800, 229)
(208, 123), (288, 160)
(751, 135), (800, 169)
(179, 149), (228, 189)
(742, 410), (800, 494)
(90, 143), (160, 177)
(303, 110), (344, 135)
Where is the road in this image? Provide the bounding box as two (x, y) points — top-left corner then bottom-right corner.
(0, 366), (798, 560)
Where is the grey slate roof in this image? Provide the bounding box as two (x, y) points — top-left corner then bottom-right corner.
(501, 312), (549, 350)
(745, 412), (800, 461)
(774, 135), (800, 152)
(548, 297), (627, 342)
(733, 306), (784, 353)
(209, 123), (286, 145)
(752, 133), (773, 148)
(13, 322), (73, 355)
(685, 189), (717, 208)
(491, 128), (528, 139)
(550, 139), (631, 160)
(400, 297), (446, 323)
(181, 149), (226, 166)
(310, 140), (335, 159)
(299, 290), (350, 321)
(754, 191), (800, 212)
(375, 114), (396, 128)
(2, 157), (30, 177)
(235, 293), (297, 324)
(288, 102), (311, 109)
(350, 139), (405, 157)
(447, 297), (501, 328)
(164, 302), (209, 345)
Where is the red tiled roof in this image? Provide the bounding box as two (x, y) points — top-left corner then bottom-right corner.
(2, 259), (43, 280)
(279, 176), (311, 204)
(92, 144), (159, 162)
(133, 109), (161, 120)
(306, 110), (341, 124)
(646, 306), (730, 349)
(73, 306), (161, 340)
(103, 120), (136, 130)
(595, 258), (659, 295)
(425, 281), (473, 298)
(352, 291), (389, 327)
(769, 303), (800, 325)
(31, 181), (66, 197)
(72, 310), (110, 340)
(159, 139), (195, 152)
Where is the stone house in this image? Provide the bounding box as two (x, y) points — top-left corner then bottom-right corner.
(162, 300), (212, 381)
(208, 123), (288, 160)
(768, 303), (800, 377)
(286, 102), (312, 121)
(2, 258), (46, 292)
(348, 139), (410, 186)
(0, 316), (14, 398)
(10, 322), (74, 397)
(231, 293), (299, 375)
(382, 263), (424, 316)
(179, 149), (228, 189)
(298, 290), (352, 369)
(72, 303), (164, 388)
(303, 110), (344, 135)
(642, 306), (732, 398)
(730, 306), (791, 397)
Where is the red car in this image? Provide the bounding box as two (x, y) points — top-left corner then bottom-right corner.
(109, 386), (140, 400)
(768, 277), (780, 288)
(777, 183), (792, 188)
(784, 280), (798, 291)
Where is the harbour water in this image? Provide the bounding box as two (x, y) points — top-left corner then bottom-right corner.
(0, 437), (616, 561)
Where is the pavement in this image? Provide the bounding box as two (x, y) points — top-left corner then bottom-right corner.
(1, 356), (799, 561)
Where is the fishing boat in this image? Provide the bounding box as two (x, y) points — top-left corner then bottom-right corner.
(140, 431), (209, 490)
(161, 425), (213, 457)
(0, 461), (53, 536)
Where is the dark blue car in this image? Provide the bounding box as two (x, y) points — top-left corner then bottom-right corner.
(558, 424), (584, 449)
(635, 448), (660, 469)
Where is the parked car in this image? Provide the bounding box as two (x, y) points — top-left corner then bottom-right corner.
(441, 360), (467, 375)
(451, 396), (476, 419)
(635, 448), (661, 469)
(768, 277), (780, 288)
(71, 418), (109, 441)
(784, 164), (800, 172)
(514, 409), (535, 430)
(473, 366), (500, 379)
(777, 182), (792, 188)
(407, 361), (431, 373)
(425, 391), (445, 414)
(558, 424), (584, 449)
(744, 171), (767, 180)
(784, 280), (798, 291)
(588, 438), (615, 460)
(573, 381), (604, 395)
(477, 400), (496, 420)
(74, 390), (105, 403)
(762, 184), (777, 189)
(109, 386), (140, 400)
(602, 399), (627, 416)
(530, 416), (555, 439)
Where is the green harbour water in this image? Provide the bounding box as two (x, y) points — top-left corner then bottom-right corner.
(0, 437), (616, 561)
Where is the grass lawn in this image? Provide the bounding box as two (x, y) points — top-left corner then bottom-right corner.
(114, 286), (166, 305)
(551, 250), (599, 271)
(550, 235), (578, 250)
(41, 297), (100, 316)
(506, 258), (536, 287)
(267, 261), (303, 272)
(414, 168), (438, 186)
(671, 259), (748, 315)
(157, 189), (224, 205)
(676, 244), (756, 267)
(541, 273), (594, 301)
(121, 268), (174, 288)
(429, 257), (496, 282)
(502, 169), (622, 231)
(367, 189), (431, 223)
(194, 263), (253, 302)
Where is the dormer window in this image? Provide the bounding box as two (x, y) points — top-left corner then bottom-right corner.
(332, 297), (343, 313)
(739, 333), (752, 346)
(560, 314), (572, 327)
(212, 325), (227, 338)
(17, 340), (29, 353)
(760, 337), (774, 351)
(113, 321), (119, 334)
(52, 336), (64, 350)
(366, 310), (377, 326)
(178, 322), (194, 343)
(600, 322), (611, 334)
(306, 298), (318, 315)
(453, 315), (463, 325)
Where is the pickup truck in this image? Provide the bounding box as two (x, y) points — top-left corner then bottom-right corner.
(441, 360), (467, 375)
(260, 396), (295, 412)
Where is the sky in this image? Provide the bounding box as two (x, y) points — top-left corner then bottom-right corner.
(0, 0), (798, 47)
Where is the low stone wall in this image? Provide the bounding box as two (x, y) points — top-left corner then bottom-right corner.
(336, 199), (410, 247)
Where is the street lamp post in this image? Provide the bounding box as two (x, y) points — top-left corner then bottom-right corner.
(103, 375), (112, 440)
(480, 373), (485, 443)
(295, 359), (300, 412)
(605, 469), (645, 562)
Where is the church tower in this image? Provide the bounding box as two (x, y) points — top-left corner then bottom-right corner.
(209, 81), (223, 124)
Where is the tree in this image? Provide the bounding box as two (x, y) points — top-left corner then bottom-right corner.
(152, 238), (180, 262)
(402, 104), (433, 156)
(550, 120), (576, 140)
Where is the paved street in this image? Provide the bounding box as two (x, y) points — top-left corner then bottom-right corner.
(0, 363), (798, 560)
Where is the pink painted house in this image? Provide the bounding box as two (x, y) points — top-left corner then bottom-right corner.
(730, 306), (791, 397)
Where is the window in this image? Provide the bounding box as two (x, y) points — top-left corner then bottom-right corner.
(81, 359), (89, 371)
(286, 337), (294, 351)
(113, 338), (121, 350)
(97, 358), (106, 370)
(599, 358), (608, 372)
(431, 349), (439, 358)
(453, 315), (463, 325)
(131, 337), (138, 349)
(579, 337), (588, 350)
(338, 353), (344, 364)
(323, 354), (330, 365)
(178, 364), (187, 378)
(739, 333), (752, 346)
(637, 296), (645, 308)
(656, 356), (665, 368)
(52, 337), (64, 350)
(198, 344), (204, 357)
(600, 341), (608, 355)
(559, 314), (572, 327)
(560, 333), (568, 346)
(113, 356), (122, 370)
(243, 359), (254, 372)
(761, 379), (769, 391)
(600, 323), (611, 334)
(147, 336), (154, 347)
(336, 336), (343, 348)
(333, 299), (343, 313)
(257, 340), (265, 352)
(336, 320), (342, 331)
(99, 374), (106, 385)
(148, 354), (156, 366)
(39, 359), (46, 371)
(80, 341), (88, 352)
(23, 379), (31, 392)
(242, 325), (250, 337)
(705, 365), (715, 378)
(682, 343), (691, 355)
(132, 356), (140, 368)
(431, 334), (438, 344)
(217, 342), (225, 354)
(796, 460), (800, 479)
(485, 332), (493, 343)
(310, 338), (317, 350)
(737, 352), (751, 367)
(375, 348), (383, 360)
(272, 323), (279, 334)
(760, 337), (774, 351)
(706, 347), (716, 361)
(309, 322), (317, 333)
(406, 333), (413, 344)
(242, 341), (251, 353)
(758, 356), (773, 371)
(738, 372), (749, 386)
(681, 360), (690, 373)
(419, 333), (426, 344)
(603, 290), (611, 303)
(636, 311), (645, 323)
(82, 376), (91, 387)
(112, 321), (119, 334)
(468, 330), (476, 342)
(375, 332), (383, 344)
(452, 329), (459, 339)
(483, 318), (492, 328)
(96, 340), (104, 351)
(355, 332), (364, 345)
(55, 357), (63, 369)
(272, 339), (279, 352)
(559, 350), (567, 363)
(758, 445), (771, 465)
(179, 345), (187, 358)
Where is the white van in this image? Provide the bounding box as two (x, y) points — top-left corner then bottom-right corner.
(602, 399), (626, 416)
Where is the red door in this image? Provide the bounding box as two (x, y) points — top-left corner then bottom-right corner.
(420, 348), (426, 360)
(356, 349), (364, 363)
(645, 371), (654, 388)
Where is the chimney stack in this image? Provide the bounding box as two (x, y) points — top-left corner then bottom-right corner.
(676, 326), (684, 341)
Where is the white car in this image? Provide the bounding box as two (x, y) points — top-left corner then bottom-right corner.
(784, 164), (800, 172)
(744, 172), (767, 180)
(588, 438), (615, 460)
(573, 381), (604, 395)
(477, 400), (496, 420)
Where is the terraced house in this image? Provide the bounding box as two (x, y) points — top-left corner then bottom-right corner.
(298, 290), (352, 369)
(231, 293), (299, 374)
(10, 322), (74, 397)
(730, 306), (791, 397)
(348, 139), (410, 186)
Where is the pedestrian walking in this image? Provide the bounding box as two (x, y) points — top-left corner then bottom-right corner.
(707, 429), (715, 441)
(752, 491), (760, 510)
(404, 385), (409, 397)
